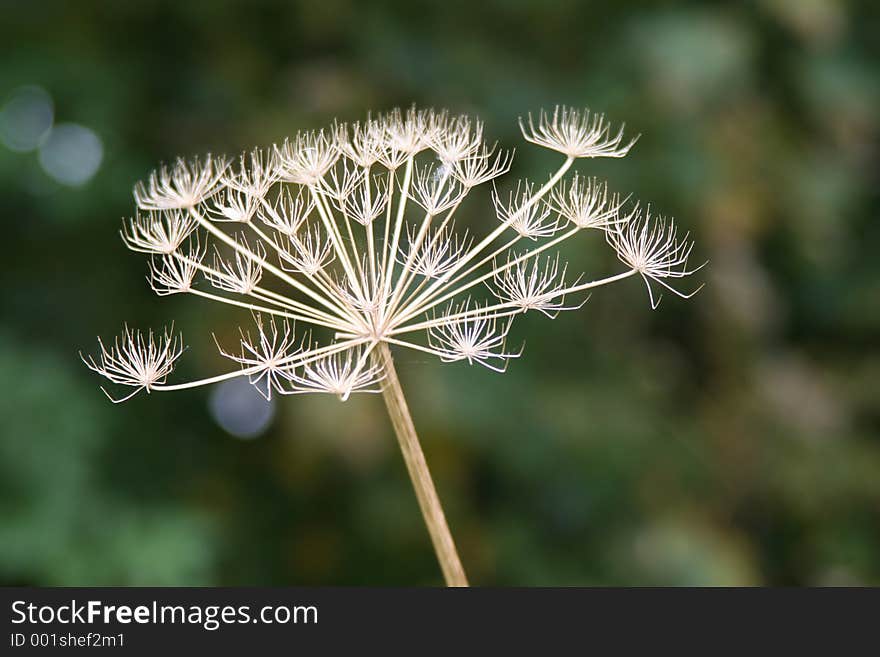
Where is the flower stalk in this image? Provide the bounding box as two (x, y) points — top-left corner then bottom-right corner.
(375, 342), (468, 586)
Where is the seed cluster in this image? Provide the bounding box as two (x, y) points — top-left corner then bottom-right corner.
(84, 106), (704, 402)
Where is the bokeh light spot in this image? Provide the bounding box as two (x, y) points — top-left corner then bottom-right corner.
(37, 123), (103, 187)
(208, 378), (275, 439)
(0, 85), (54, 153)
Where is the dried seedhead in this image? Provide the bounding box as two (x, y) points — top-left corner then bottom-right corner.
(85, 105), (702, 403)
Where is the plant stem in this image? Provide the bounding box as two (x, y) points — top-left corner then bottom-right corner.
(374, 342), (469, 587)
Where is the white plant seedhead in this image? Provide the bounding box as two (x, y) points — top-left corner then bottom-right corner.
(289, 345), (385, 401)
(134, 155), (228, 211)
(85, 105), (702, 403)
(121, 210), (197, 255)
(225, 147), (280, 199)
(491, 253), (583, 318)
(319, 158), (365, 208)
(81, 326), (183, 403)
(277, 224), (335, 276)
(337, 119), (385, 168)
(547, 174), (627, 230)
(258, 186), (315, 236)
(399, 221), (473, 280)
(427, 301), (522, 373)
(428, 114), (484, 164)
(206, 184), (260, 224)
(215, 315), (303, 400)
(493, 180), (563, 240)
(207, 235), (266, 295)
(519, 105), (639, 159)
(606, 207), (707, 309)
(148, 237), (205, 296)
(413, 162), (466, 216)
(275, 130), (339, 185)
(344, 173), (389, 226)
(453, 144), (513, 188)
(383, 106), (433, 159)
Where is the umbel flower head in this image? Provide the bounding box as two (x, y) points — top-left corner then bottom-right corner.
(85, 105), (704, 403)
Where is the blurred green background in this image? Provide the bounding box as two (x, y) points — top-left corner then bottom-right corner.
(1, 0), (878, 586)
